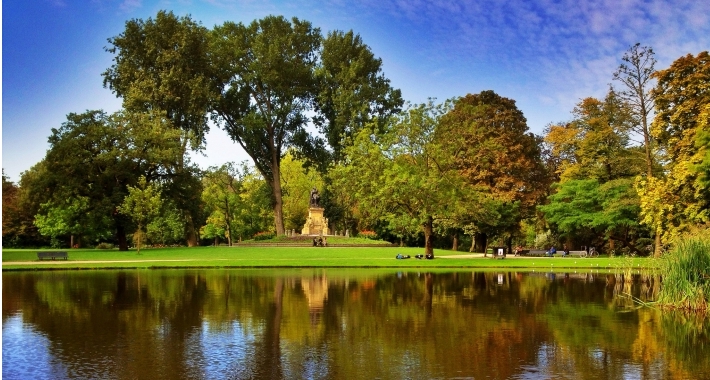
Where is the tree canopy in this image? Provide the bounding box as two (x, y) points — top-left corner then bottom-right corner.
(210, 15), (402, 236)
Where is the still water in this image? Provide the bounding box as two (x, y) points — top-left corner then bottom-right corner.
(2, 269), (708, 379)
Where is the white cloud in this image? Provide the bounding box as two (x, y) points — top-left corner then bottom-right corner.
(120, 0), (143, 12)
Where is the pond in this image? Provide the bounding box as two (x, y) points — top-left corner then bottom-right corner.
(2, 269), (709, 379)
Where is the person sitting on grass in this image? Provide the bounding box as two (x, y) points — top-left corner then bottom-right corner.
(396, 253), (411, 259)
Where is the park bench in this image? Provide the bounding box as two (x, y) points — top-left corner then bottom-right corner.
(524, 249), (587, 257)
(37, 251), (68, 260)
(523, 250), (548, 257)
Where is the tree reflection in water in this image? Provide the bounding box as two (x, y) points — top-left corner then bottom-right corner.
(2, 269), (708, 379)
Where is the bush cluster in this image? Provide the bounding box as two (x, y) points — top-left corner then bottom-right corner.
(358, 230), (377, 240)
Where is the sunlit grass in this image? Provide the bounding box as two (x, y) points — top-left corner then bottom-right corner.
(2, 246), (658, 271)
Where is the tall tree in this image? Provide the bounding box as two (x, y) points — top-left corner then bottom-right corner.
(437, 91), (549, 251)
(543, 92), (646, 254)
(314, 30), (403, 165)
(332, 101), (463, 256)
(638, 51), (710, 244)
(613, 43), (662, 256)
(613, 43), (657, 177)
(103, 10), (215, 246)
(210, 16), (402, 236)
(210, 16), (320, 236)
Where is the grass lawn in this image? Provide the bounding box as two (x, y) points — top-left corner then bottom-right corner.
(2, 246), (658, 271)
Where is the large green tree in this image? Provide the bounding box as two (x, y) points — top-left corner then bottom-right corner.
(33, 110), (183, 250)
(542, 92), (647, 254)
(210, 16), (320, 237)
(102, 10), (215, 246)
(210, 15), (402, 236)
(332, 101), (464, 256)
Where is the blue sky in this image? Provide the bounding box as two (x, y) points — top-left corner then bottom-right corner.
(3, 0), (710, 182)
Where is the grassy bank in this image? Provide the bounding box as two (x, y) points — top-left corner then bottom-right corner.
(2, 246), (656, 271)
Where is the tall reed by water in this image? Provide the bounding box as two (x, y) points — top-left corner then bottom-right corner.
(658, 236), (710, 311)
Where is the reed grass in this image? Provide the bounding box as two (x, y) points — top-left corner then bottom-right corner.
(657, 237), (710, 311)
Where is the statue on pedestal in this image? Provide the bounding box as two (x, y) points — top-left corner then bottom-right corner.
(303, 187), (329, 235)
(310, 187), (321, 208)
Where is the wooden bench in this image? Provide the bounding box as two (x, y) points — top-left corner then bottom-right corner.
(37, 251), (68, 260)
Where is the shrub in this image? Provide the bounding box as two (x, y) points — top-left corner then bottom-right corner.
(96, 242), (115, 250)
(253, 231), (276, 241)
(358, 230), (377, 240)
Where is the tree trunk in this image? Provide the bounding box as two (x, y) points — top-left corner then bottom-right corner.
(225, 198), (232, 246)
(185, 213), (198, 247)
(609, 238), (615, 257)
(474, 232), (487, 255)
(116, 222), (128, 251)
(423, 215), (434, 257)
(271, 153), (286, 236)
(452, 231), (459, 251)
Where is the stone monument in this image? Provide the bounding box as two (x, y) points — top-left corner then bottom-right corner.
(302, 187), (330, 235)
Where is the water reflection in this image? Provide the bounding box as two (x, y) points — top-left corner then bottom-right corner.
(2, 269), (709, 380)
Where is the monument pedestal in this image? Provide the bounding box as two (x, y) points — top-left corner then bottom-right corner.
(302, 207), (329, 235)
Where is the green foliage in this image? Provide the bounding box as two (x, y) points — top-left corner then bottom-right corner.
(657, 233), (710, 310)
(118, 176), (163, 253)
(147, 202), (184, 245)
(29, 110), (184, 250)
(280, 152), (323, 231)
(210, 15), (402, 235)
(638, 52), (710, 242)
(103, 10), (214, 150)
(315, 30), (403, 165)
(96, 242), (115, 250)
(34, 196), (90, 238)
(332, 100), (458, 254)
(539, 178), (645, 253)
